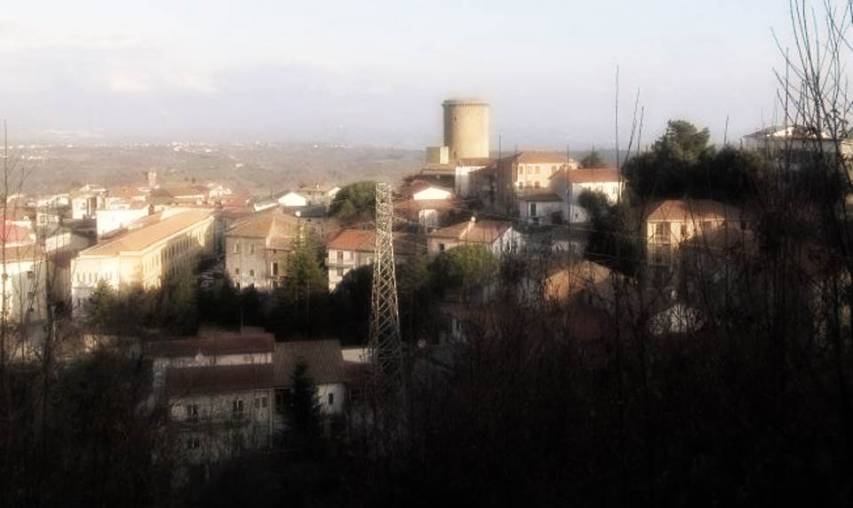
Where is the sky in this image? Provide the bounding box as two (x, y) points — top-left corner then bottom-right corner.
(0, 1), (808, 149)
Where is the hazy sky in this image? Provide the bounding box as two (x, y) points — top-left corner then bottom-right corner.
(0, 1), (803, 148)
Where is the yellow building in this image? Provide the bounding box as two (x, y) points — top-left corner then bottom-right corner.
(71, 209), (215, 310)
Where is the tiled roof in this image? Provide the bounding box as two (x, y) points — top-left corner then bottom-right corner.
(273, 340), (346, 387)
(645, 199), (745, 222)
(0, 244), (43, 263)
(327, 229), (375, 252)
(147, 334), (275, 359)
(515, 151), (576, 164)
(166, 364), (275, 397)
(80, 209), (213, 256)
(518, 191), (562, 202)
(0, 223), (34, 244)
(429, 219), (512, 243)
(456, 157), (494, 166)
(227, 208), (299, 251)
(566, 168), (621, 183)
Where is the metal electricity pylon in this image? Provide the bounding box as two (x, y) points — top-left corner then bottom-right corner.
(368, 182), (404, 390)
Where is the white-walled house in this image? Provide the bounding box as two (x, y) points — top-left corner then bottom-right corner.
(96, 206), (152, 238)
(427, 218), (523, 258)
(278, 192), (309, 208)
(517, 191), (564, 225)
(454, 157), (493, 198)
(550, 168), (623, 224)
(272, 340), (348, 420)
(645, 199), (750, 269)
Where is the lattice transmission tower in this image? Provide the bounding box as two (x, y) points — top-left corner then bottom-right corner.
(368, 182), (404, 389)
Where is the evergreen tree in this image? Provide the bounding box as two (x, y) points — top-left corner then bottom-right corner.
(285, 359), (323, 454)
(329, 181), (376, 223)
(580, 148), (606, 168)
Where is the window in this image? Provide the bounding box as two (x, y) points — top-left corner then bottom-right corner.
(439, 243), (445, 252)
(235, 268), (240, 275)
(336, 250), (343, 262)
(654, 222), (669, 243)
(232, 399), (244, 418)
(249, 243), (255, 255)
(249, 269), (255, 277)
(680, 224), (687, 238)
(328, 393), (334, 406)
(533, 181), (540, 189)
(186, 404), (199, 423)
(529, 202), (537, 217)
(271, 262), (279, 276)
(255, 396), (268, 409)
(187, 436), (201, 450)
(26, 271), (33, 280)
(234, 242), (240, 254)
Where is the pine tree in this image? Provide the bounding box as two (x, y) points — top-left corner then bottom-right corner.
(285, 359), (323, 455)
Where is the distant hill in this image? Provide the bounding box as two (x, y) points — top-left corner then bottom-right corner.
(12, 143), (425, 196)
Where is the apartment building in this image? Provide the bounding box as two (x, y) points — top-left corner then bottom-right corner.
(71, 209), (215, 309)
(326, 229), (416, 291)
(224, 208), (300, 291)
(645, 199), (749, 270)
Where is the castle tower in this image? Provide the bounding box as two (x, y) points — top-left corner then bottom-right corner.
(442, 99), (490, 161)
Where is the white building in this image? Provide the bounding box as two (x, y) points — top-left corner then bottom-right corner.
(517, 191), (564, 225)
(555, 168), (624, 224)
(277, 191), (309, 208)
(645, 199), (750, 269)
(427, 218), (523, 258)
(454, 157), (493, 198)
(96, 206), (152, 238)
(71, 209), (215, 309)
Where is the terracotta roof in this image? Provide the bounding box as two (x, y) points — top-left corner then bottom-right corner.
(566, 168), (621, 183)
(273, 340), (346, 387)
(515, 151), (576, 164)
(518, 191), (562, 202)
(147, 334), (275, 359)
(429, 219), (512, 243)
(328, 229), (375, 252)
(166, 364), (275, 397)
(645, 199), (745, 222)
(227, 208), (299, 245)
(456, 157), (494, 166)
(0, 244), (43, 263)
(395, 198), (459, 212)
(108, 186), (147, 199)
(0, 223), (34, 244)
(80, 209), (213, 256)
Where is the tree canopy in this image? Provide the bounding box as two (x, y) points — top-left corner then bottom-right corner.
(622, 119), (763, 201)
(329, 181), (376, 223)
(580, 148), (606, 168)
(429, 244), (498, 292)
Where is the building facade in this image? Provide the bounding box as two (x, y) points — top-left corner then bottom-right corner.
(71, 209), (215, 309)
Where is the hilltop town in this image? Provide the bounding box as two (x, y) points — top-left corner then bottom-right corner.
(2, 91), (852, 505)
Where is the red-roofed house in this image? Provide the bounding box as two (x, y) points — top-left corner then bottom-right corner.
(645, 199), (751, 269)
(326, 229), (417, 291)
(426, 218), (523, 258)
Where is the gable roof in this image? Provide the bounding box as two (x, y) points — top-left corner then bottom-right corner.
(518, 191), (562, 202)
(227, 208), (299, 249)
(429, 219), (512, 243)
(515, 151), (576, 165)
(273, 340), (346, 387)
(327, 229), (375, 252)
(147, 334), (275, 359)
(166, 364), (275, 397)
(80, 209), (213, 256)
(645, 199), (745, 223)
(566, 168), (621, 183)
